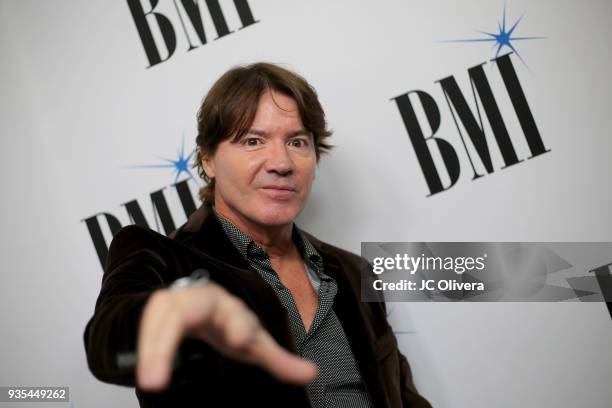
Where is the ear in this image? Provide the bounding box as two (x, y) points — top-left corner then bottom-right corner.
(201, 153), (215, 179)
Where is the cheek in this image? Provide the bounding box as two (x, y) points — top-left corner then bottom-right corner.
(299, 159), (317, 185)
(217, 156), (262, 192)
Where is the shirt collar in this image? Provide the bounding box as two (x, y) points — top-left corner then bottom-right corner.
(212, 207), (323, 269)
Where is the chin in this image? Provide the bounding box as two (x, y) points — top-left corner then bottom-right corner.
(253, 204), (300, 227)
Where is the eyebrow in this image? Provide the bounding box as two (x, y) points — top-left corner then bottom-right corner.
(247, 128), (313, 138)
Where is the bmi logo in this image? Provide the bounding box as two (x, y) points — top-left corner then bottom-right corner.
(127, 0), (259, 68)
(81, 136), (201, 269)
(392, 5), (549, 196)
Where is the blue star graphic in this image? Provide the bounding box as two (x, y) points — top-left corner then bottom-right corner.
(125, 131), (196, 183)
(440, 3), (546, 68)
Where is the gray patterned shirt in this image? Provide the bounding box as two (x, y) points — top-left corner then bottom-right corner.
(214, 210), (373, 407)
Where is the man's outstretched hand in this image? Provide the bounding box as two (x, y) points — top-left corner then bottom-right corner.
(136, 283), (317, 391)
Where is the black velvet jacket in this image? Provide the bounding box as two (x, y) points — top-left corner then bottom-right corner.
(84, 205), (432, 407)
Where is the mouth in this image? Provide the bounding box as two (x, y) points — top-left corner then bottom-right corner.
(259, 185), (297, 199)
(261, 185), (295, 191)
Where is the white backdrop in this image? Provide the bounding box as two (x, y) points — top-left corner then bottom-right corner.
(1, 0), (611, 407)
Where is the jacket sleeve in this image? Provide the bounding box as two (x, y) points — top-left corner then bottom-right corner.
(397, 349), (433, 407)
(83, 225), (169, 386)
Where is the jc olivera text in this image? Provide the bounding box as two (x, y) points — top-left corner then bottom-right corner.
(373, 279), (485, 291)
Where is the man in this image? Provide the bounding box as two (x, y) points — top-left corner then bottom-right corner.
(84, 62), (431, 407)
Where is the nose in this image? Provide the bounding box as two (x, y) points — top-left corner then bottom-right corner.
(264, 140), (293, 176)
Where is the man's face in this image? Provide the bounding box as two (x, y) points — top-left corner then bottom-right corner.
(202, 91), (317, 229)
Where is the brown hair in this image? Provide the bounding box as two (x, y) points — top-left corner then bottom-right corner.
(194, 62), (333, 204)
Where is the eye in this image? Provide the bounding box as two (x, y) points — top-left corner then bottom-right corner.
(289, 138), (309, 148)
(244, 137), (262, 146)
